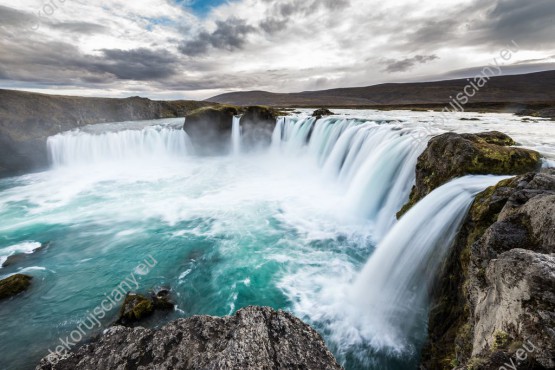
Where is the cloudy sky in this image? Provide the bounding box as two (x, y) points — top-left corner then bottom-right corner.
(0, 0), (554, 100)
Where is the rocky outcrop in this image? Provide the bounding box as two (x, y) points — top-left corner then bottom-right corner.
(422, 170), (555, 369)
(184, 105), (278, 155)
(312, 108), (335, 119)
(116, 293), (154, 326)
(397, 131), (541, 217)
(183, 105), (239, 155)
(0, 89), (214, 177)
(116, 289), (175, 326)
(37, 306), (342, 370)
(0, 274), (32, 300)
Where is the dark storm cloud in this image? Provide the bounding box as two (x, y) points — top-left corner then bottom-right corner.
(382, 55), (439, 73)
(404, 0), (555, 51)
(179, 17), (256, 56)
(0, 37), (178, 84)
(477, 0), (555, 48)
(99, 48), (178, 80)
(49, 22), (108, 34)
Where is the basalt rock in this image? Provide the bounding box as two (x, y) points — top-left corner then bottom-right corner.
(312, 108), (335, 119)
(0, 274), (32, 300)
(421, 170), (555, 369)
(397, 131), (541, 218)
(151, 288), (175, 310)
(37, 306), (342, 370)
(184, 105), (278, 155)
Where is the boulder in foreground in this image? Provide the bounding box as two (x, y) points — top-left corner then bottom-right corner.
(37, 306), (342, 370)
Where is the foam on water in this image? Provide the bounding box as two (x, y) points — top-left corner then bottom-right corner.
(0, 241), (42, 267)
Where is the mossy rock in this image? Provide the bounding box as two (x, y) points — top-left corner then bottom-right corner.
(312, 108), (335, 119)
(397, 131), (541, 218)
(117, 293), (154, 325)
(0, 274), (32, 300)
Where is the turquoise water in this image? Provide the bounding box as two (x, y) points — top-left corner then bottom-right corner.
(0, 150), (409, 369)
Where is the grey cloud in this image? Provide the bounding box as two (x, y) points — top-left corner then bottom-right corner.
(179, 17), (256, 56)
(0, 5), (37, 27)
(97, 48), (178, 80)
(0, 35), (178, 85)
(404, 0), (555, 51)
(259, 17), (287, 34)
(382, 55), (439, 73)
(408, 19), (460, 47)
(477, 0), (555, 48)
(49, 21), (108, 34)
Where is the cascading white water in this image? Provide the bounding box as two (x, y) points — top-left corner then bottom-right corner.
(231, 116), (242, 156)
(47, 123), (191, 167)
(272, 116), (426, 238)
(351, 175), (508, 346)
(285, 175), (508, 361)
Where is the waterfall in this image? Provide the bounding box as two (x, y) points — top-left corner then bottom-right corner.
(47, 123), (191, 167)
(348, 175), (508, 348)
(271, 116), (426, 238)
(231, 115), (242, 156)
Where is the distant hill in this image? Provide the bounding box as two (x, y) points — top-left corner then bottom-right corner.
(208, 70), (555, 108)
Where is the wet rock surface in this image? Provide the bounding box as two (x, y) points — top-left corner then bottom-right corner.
(37, 306), (342, 370)
(422, 170), (555, 369)
(184, 105), (278, 155)
(0, 274), (32, 300)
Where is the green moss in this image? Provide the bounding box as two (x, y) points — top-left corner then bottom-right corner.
(396, 132), (540, 218)
(0, 274), (32, 300)
(118, 294), (154, 323)
(467, 357), (488, 370)
(493, 331), (510, 350)
(186, 104), (238, 117)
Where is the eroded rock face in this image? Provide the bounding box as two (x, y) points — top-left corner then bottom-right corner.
(421, 170), (555, 369)
(184, 106), (240, 155)
(0, 274), (32, 300)
(240, 106), (279, 149)
(397, 131), (541, 217)
(184, 105), (277, 155)
(37, 306), (342, 370)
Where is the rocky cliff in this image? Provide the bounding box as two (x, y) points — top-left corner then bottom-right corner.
(405, 132), (554, 369)
(422, 170), (555, 369)
(0, 89), (214, 176)
(36, 306), (342, 370)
